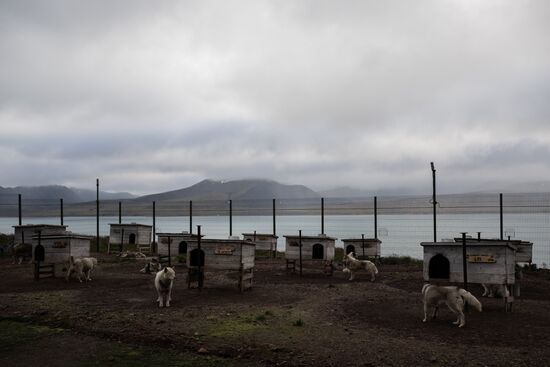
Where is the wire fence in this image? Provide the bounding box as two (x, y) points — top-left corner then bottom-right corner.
(0, 192), (549, 266)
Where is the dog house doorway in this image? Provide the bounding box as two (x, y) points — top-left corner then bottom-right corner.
(312, 243), (324, 260)
(428, 254), (450, 279)
(189, 248), (205, 267)
(34, 244), (45, 262)
(346, 245), (356, 255)
(129, 233), (136, 245)
(178, 241), (187, 255)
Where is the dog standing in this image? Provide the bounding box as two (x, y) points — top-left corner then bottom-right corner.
(422, 284), (482, 328)
(66, 256), (98, 282)
(155, 267), (175, 307)
(481, 283), (510, 298)
(12, 243), (32, 264)
(342, 252), (378, 281)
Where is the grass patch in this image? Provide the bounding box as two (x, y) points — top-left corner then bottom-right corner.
(380, 255), (423, 266)
(208, 318), (265, 337)
(0, 320), (64, 353)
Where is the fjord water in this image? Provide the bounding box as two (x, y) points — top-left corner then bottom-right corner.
(1, 214), (548, 265)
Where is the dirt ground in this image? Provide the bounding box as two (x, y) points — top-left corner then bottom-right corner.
(1, 255), (550, 367)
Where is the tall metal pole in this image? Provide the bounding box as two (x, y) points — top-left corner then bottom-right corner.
(167, 235), (171, 267)
(152, 201), (156, 249)
(96, 178), (99, 252)
(321, 197), (325, 235)
(374, 196), (378, 240)
(60, 198), (64, 226)
(189, 200), (193, 234)
(299, 229), (303, 277)
(431, 162), (437, 242)
(362, 233), (365, 258)
(197, 225), (203, 289)
(118, 201), (122, 224)
(272, 198), (276, 236)
(461, 232), (468, 291)
(499, 193), (504, 240)
(229, 199), (233, 237)
(18, 194), (22, 226)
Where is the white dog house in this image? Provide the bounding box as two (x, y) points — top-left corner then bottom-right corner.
(157, 232), (200, 257)
(13, 224), (67, 245)
(31, 232), (92, 264)
(421, 241), (521, 309)
(242, 232), (278, 256)
(186, 239), (256, 291)
(284, 234), (337, 275)
(341, 238), (381, 259)
(108, 223), (152, 254)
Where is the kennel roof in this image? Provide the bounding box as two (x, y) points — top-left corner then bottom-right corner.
(109, 223), (152, 228)
(283, 234), (337, 240)
(242, 233), (278, 238)
(452, 238), (532, 246)
(156, 232), (203, 238)
(31, 233), (93, 240)
(420, 241), (518, 250)
(13, 224), (67, 229)
(341, 238), (380, 243)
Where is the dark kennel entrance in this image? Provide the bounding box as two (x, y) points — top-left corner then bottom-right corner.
(346, 245), (356, 255)
(178, 241), (187, 254)
(312, 243), (324, 260)
(129, 233), (136, 245)
(428, 254), (450, 279)
(34, 244), (45, 262)
(189, 248), (205, 267)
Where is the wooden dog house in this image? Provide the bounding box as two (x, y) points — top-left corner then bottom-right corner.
(108, 223), (152, 254)
(242, 232), (278, 257)
(157, 232), (201, 257)
(186, 239), (255, 291)
(284, 234), (337, 275)
(421, 240), (522, 309)
(341, 238), (381, 259)
(453, 237), (533, 264)
(13, 224), (67, 246)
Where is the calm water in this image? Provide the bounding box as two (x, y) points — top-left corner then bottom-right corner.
(2, 214), (549, 265)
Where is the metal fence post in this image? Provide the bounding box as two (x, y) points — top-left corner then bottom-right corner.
(18, 194), (22, 226)
(374, 196), (378, 240)
(431, 162), (437, 242)
(299, 229), (303, 277)
(229, 199), (233, 237)
(189, 200), (193, 234)
(96, 179), (99, 252)
(500, 193), (504, 240)
(118, 201), (122, 224)
(321, 197), (325, 235)
(60, 198), (63, 226)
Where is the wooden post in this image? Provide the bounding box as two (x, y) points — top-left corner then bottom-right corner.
(431, 162), (437, 242)
(500, 193), (504, 240)
(197, 225), (203, 290)
(374, 196), (378, 240)
(118, 201), (122, 224)
(272, 198), (276, 258)
(152, 201), (156, 252)
(18, 194), (22, 226)
(60, 198), (63, 226)
(96, 178), (99, 252)
(299, 230), (303, 277)
(189, 200), (193, 234)
(321, 197), (325, 235)
(229, 199), (232, 237)
(362, 234), (365, 258)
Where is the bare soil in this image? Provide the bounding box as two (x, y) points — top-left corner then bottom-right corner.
(1, 256), (549, 366)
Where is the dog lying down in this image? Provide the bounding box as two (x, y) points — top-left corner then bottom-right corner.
(342, 252), (378, 281)
(422, 284), (482, 328)
(66, 256), (98, 282)
(155, 267), (175, 308)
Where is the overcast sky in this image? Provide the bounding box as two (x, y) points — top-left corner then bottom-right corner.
(1, 1), (549, 195)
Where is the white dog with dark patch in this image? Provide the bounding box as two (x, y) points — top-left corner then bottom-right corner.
(422, 284), (482, 328)
(66, 256), (98, 282)
(342, 252), (378, 281)
(155, 267), (175, 308)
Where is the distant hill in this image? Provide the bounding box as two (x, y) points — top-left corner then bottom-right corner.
(135, 179), (320, 202)
(0, 185), (136, 204)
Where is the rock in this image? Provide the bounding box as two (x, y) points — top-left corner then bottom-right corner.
(198, 347), (208, 354)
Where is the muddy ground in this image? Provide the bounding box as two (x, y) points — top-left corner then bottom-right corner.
(1, 255), (550, 366)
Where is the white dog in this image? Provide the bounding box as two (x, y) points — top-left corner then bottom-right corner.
(12, 243), (32, 264)
(481, 283), (510, 298)
(422, 284), (482, 328)
(155, 267), (175, 308)
(66, 256), (98, 282)
(342, 252), (378, 281)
